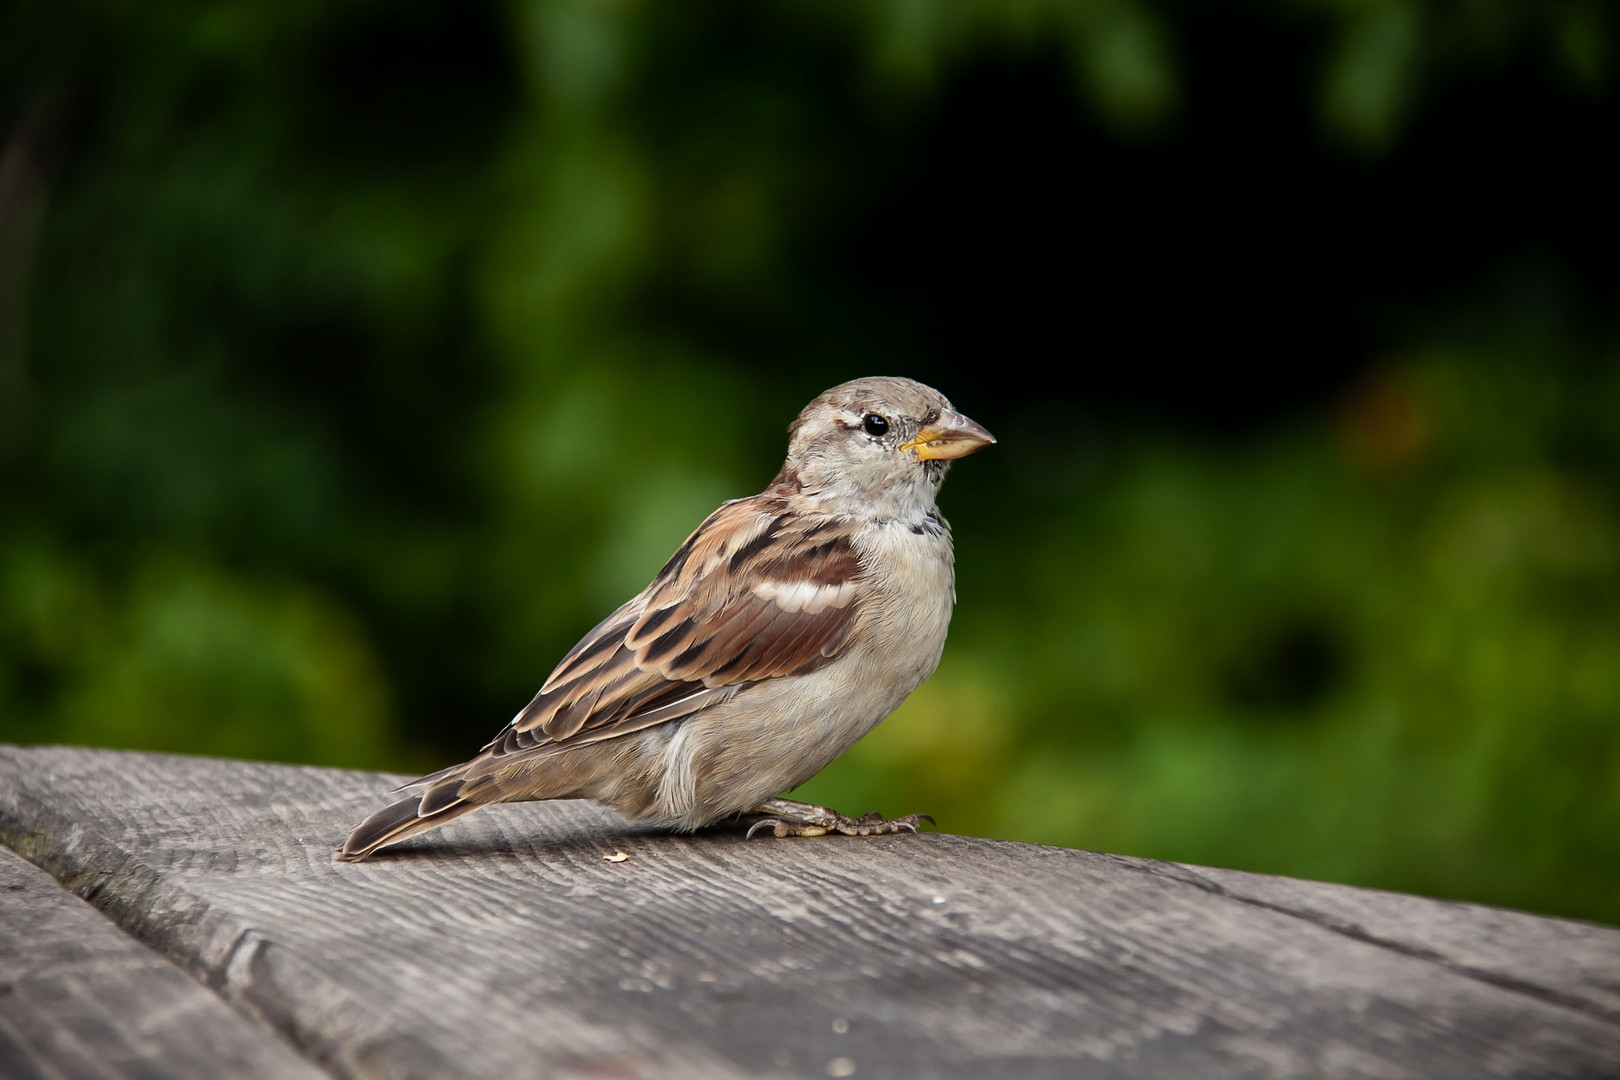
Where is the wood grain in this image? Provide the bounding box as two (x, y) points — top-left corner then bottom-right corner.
(1160, 861), (1620, 1024)
(3, 744), (1618, 1080)
(0, 845), (323, 1080)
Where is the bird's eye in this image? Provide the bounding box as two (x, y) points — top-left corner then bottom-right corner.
(862, 414), (889, 437)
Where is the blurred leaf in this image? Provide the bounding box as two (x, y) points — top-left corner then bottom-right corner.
(1320, 2), (1421, 151)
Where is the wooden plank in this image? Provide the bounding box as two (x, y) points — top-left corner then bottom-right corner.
(0, 845), (326, 1080)
(1145, 860), (1620, 1024)
(3, 744), (1618, 1080)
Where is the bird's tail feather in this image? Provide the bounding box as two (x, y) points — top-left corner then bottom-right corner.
(389, 760), (466, 793)
(338, 776), (482, 862)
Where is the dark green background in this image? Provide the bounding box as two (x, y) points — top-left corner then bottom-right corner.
(4, 1), (1617, 924)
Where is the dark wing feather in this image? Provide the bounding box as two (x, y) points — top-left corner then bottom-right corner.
(462, 498), (863, 776)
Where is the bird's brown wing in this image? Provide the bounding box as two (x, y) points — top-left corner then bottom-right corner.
(460, 498), (863, 780)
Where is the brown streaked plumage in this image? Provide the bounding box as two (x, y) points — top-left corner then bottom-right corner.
(340, 376), (994, 861)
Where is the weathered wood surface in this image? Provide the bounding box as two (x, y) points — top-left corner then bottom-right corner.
(2, 745), (1618, 1080)
(0, 846), (323, 1080)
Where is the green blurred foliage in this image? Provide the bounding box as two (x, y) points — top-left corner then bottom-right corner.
(2, 0), (1618, 924)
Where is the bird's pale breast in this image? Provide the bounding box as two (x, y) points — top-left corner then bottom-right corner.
(626, 519), (957, 829)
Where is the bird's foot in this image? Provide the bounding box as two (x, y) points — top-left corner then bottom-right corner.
(743, 797), (934, 839)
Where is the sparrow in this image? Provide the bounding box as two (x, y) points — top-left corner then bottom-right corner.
(339, 376), (994, 861)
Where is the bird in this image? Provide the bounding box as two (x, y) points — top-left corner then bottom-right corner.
(339, 376), (995, 861)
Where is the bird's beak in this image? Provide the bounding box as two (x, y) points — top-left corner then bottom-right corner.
(902, 410), (997, 461)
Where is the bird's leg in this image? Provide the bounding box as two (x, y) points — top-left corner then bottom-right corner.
(744, 796), (934, 839)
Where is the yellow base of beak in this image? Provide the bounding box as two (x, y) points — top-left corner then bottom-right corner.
(902, 413), (997, 460)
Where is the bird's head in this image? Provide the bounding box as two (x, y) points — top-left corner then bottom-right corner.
(774, 376), (995, 522)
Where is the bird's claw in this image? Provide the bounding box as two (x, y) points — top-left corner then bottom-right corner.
(747, 818), (818, 839)
(744, 809), (934, 839)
